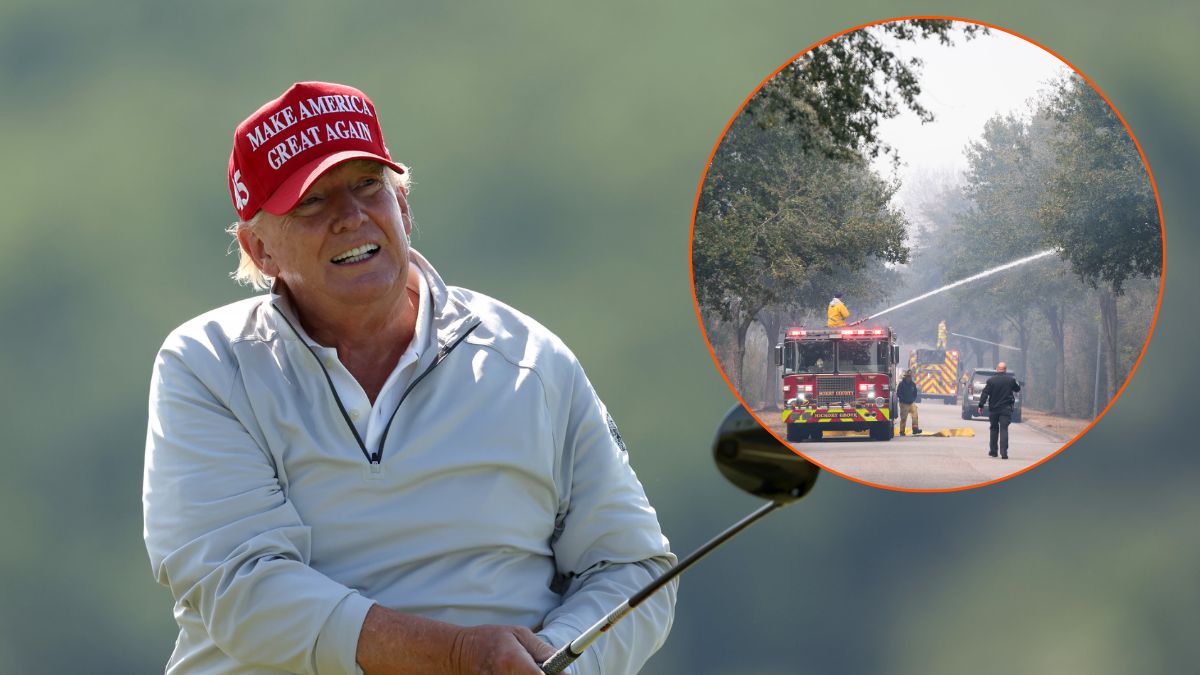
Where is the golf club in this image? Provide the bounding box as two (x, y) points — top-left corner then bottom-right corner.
(540, 404), (820, 673)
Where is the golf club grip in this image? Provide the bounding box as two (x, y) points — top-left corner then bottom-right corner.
(540, 644), (580, 674)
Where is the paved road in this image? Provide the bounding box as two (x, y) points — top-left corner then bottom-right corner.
(767, 400), (1068, 490)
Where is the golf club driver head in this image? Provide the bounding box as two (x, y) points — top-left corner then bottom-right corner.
(713, 404), (820, 504)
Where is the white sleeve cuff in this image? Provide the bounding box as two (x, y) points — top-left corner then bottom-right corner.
(314, 593), (376, 675)
(537, 621), (603, 675)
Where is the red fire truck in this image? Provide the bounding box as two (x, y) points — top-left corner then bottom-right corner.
(773, 326), (901, 442)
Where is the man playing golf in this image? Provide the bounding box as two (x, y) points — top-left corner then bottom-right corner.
(143, 81), (675, 675)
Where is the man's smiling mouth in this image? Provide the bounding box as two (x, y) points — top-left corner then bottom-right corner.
(330, 244), (380, 265)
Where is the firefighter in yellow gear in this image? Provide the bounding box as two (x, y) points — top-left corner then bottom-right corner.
(827, 293), (850, 327)
(936, 320), (948, 350)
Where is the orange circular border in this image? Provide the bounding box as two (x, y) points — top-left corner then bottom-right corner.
(688, 15), (1167, 493)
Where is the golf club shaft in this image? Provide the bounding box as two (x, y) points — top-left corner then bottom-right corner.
(540, 500), (782, 673)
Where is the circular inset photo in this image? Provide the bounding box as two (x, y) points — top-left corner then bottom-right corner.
(690, 17), (1164, 491)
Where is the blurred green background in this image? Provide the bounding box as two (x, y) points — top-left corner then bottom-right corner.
(1, 2), (1195, 673)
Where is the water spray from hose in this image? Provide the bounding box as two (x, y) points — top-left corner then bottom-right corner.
(858, 249), (1058, 323)
(949, 332), (1022, 351)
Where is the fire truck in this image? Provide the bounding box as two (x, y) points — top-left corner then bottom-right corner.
(773, 326), (901, 442)
(906, 348), (960, 404)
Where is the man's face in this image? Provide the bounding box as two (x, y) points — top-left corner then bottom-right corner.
(240, 161), (411, 310)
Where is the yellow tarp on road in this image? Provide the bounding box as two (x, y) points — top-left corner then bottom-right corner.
(816, 427), (976, 438)
(909, 427), (975, 437)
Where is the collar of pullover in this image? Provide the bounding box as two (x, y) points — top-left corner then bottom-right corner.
(252, 247), (481, 354)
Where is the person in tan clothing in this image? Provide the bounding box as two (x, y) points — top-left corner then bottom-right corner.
(896, 369), (922, 435)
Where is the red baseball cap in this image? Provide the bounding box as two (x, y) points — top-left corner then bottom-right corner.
(227, 81), (405, 221)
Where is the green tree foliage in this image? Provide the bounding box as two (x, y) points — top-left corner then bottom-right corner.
(1041, 75), (1161, 294)
(693, 21), (984, 391)
(747, 20), (986, 160)
(693, 111), (907, 389)
(959, 111), (1077, 412)
(890, 78), (1161, 416)
(1040, 74), (1162, 399)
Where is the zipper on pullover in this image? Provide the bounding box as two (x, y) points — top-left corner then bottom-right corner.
(274, 305), (480, 465)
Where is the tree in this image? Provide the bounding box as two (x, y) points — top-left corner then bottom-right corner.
(692, 20), (985, 392)
(1040, 75), (1162, 401)
(746, 19), (986, 160)
(693, 113), (908, 390)
(959, 110), (1077, 413)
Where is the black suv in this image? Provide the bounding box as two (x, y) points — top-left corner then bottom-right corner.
(960, 369), (1022, 423)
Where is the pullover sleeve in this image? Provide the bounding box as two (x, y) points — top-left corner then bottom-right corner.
(143, 334), (374, 674)
(537, 362), (677, 675)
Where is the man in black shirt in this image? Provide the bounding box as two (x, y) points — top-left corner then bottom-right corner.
(977, 362), (1021, 459)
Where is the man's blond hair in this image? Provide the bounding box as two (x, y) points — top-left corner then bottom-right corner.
(226, 161), (410, 290)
